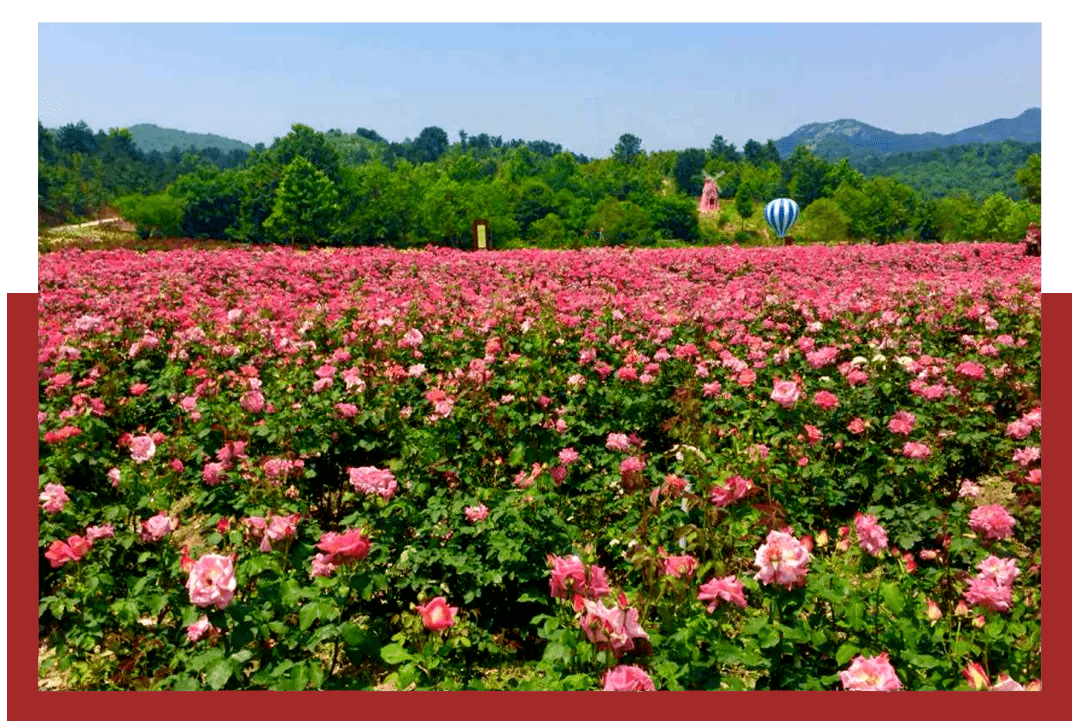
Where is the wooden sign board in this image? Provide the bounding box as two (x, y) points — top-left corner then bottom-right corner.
(472, 219), (489, 251)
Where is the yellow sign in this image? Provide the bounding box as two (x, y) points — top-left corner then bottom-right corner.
(477, 225), (487, 249)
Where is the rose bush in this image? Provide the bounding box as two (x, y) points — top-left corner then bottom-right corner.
(38, 241), (1040, 690)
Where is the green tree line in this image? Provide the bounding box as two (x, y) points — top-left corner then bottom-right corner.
(40, 120), (1041, 246)
(38, 120), (249, 226)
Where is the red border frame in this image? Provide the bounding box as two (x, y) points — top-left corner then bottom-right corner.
(8, 292), (1070, 719)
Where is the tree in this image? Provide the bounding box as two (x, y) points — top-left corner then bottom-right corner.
(1015, 153), (1040, 204)
(514, 180), (557, 229)
(784, 146), (829, 207)
(822, 158), (863, 197)
(931, 194), (979, 242)
(114, 192), (183, 239)
(762, 140), (782, 166)
(742, 139), (764, 167)
(709, 135), (740, 162)
(170, 167), (243, 239)
(648, 195), (700, 242)
(734, 183), (755, 230)
(587, 197), (655, 246)
(264, 156), (339, 245)
(529, 213), (568, 248)
(975, 192), (1018, 241)
(412, 126), (450, 163)
(800, 198), (851, 242)
(57, 120), (98, 156)
(271, 123), (344, 185)
(612, 134), (643, 165)
(355, 127), (387, 144)
(673, 149), (707, 196)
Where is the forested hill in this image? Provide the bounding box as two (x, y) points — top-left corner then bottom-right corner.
(126, 124), (252, 155)
(774, 108), (1040, 163)
(852, 141), (1041, 201)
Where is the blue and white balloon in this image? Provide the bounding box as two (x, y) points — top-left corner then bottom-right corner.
(764, 198), (800, 239)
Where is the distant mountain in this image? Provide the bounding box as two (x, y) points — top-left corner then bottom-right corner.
(774, 108), (1040, 162)
(127, 124), (252, 155)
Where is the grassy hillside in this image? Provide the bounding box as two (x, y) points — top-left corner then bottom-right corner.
(127, 124), (252, 155)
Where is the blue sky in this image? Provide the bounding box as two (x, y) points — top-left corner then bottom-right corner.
(37, 22), (1041, 158)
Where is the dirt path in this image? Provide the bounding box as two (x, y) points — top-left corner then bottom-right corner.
(47, 217), (122, 232)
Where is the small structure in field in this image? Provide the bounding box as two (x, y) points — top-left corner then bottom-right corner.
(698, 177), (720, 213)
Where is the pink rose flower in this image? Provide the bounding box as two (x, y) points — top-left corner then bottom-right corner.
(579, 599), (649, 657)
(399, 328), (424, 348)
(202, 461), (227, 486)
(956, 360), (986, 380)
(753, 530), (810, 590)
(602, 665), (656, 691)
(847, 418), (866, 435)
(697, 575), (748, 612)
(416, 596), (458, 631)
(619, 456), (645, 474)
(186, 614), (213, 643)
(805, 346), (838, 369)
(316, 529), (372, 566)
(710, 475), (752, 507)
(964, 576), (1012, 612)
(85, 523), (115, 542)
(962, 662), (991, 690)
(558, 447), (579, 464)
(959, 479), (981, 497)
(44, 534), (92, 568)
(310, 553), (337, 578)
(977, 555), (1019, 587)
(902, 441), (931, 460)
(606, 432), (631, 451)
(1013, 447), (1040, 466)
(107, 467), (121, 487)
(39, 483), (69, 514)
(770, 380), (799, 408)
(804, 424), (823, 445)
(1004, 419), (1031, 439)
(130, 434), (156, 463)
(854, 512), (889, 556)
(186, 553), (237, 609)
(334, 402), (359, 419)
(140, 511), (178, 542)
(813, 390), (839, 409)
(888, 410), (916, 435)
(464, 504), (490, 523)
(662, 554), (698, 580)
(969, 504), (1016, 540)
(548, 554), (587, 599)
(348, 466), (398, 500)
(839, 653), (903, 691)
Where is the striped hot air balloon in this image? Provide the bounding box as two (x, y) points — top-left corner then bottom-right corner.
(764, 198), (800, 239)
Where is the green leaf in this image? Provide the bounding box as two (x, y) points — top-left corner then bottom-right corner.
(340, 623), (365, 646)
(380, 642), (413, 665)
(541, 641), (572, 665)
(881, 582), (905, 614)
(904, 652), (942, 669)
(299, 601), (320, 631)
(836, 643), (861, 666)
(206, 658), (234, 690)
(396, 663), (418, 690)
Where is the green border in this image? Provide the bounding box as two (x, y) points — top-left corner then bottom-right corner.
(8, 12), (1071, 725)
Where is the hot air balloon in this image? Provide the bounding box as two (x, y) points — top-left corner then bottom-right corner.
(764, 198), (800, 241)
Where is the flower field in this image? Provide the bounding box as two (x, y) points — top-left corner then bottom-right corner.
(37, 241), (1042, 691)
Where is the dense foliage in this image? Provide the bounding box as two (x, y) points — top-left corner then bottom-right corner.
(40, 120), (1040, 246)
(39, 242), (1041, 691)
(38, 121), (248, 226)
(853, 142), (1041, 202)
